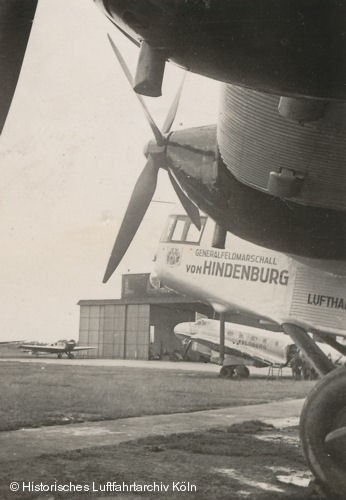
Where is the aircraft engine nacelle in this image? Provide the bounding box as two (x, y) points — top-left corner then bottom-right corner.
(217, 84), (346, 263)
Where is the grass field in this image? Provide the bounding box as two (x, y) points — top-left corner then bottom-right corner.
(0, 361), (319, 499)
(0, 361), (314, 431)
(0, 421), (314, 499)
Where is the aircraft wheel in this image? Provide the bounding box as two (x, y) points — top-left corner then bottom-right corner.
(235, 365), (250, 378)
(57, 353), (62, 359)
(300, 367), (346, 498)
(219, 366), (234, 378)
(67, 353), (74, 359)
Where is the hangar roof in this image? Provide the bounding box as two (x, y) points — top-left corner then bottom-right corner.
(77, 296), (205, 306)
(78, 273), (212, 314)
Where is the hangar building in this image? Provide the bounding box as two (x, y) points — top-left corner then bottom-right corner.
(77, 273), (212, 359)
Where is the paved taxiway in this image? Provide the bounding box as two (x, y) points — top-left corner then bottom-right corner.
(0, 359), (308, 496)
(0, 358), (297, 462)
(1, 398), (303, 463)
(0, 357), (293, 377)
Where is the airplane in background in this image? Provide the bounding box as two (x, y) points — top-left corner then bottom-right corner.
(174, 318), (346, 379)
(174, 318), (297, 378)
(2, 1), (346, 495)
(19, 339), (96, 359)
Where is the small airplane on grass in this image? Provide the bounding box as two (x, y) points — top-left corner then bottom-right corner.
(19, 339), (96, 359)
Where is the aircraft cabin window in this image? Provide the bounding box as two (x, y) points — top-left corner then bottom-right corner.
(171, 219), (186, 241)
(185, 223), (202, 243)
(162, 217), (176, 242)
(161, 215), (206, 244)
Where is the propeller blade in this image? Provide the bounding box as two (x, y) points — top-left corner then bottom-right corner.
(0, 0), (38, 133)
(107, 34), (165, 146)
(103, 158), (160, 283)
(162, 73), (186, 134)
(167, 169), (201, 230)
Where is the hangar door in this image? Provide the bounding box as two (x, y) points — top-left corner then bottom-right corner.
(125, 304), (150, 359)
(79, 304), (150, 359)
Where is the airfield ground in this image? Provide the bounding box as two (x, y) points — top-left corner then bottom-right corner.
(0, 360), (321, 499)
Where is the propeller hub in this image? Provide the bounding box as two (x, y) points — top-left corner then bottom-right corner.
(144, 139), (166, 158)
(143, 140), (150, 158)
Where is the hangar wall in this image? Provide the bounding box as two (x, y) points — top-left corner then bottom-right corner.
(149, 304), (196, 359)
(78, 273), (212, 360)
(79, 303), (150, 359)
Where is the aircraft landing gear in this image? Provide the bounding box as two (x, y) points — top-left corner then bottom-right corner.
(67, 353), (74, 359)
(57, 353), (62, 359)
(282, 323), (334, 377)
(235, 365), (250, 378)
(300, 367), (346, 498)
(282, 323), (345, 498)
(219, 366), (234, 378)
(219, 365), (250, 378)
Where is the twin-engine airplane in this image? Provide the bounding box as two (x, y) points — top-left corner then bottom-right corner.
(19, 340), (96, 359)
(174, 318), (346, 379)
(174, 318), (298, 378)
(2, 0), (346, 496)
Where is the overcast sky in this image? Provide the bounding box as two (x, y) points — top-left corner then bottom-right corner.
(0, 0), (219, 342)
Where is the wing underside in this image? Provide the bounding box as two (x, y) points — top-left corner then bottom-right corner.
(191, 336), (286, 367)
(192, 337), (256, 363)
(0, 0), (38, 133)
(19, 344), (64, 353)
(72, 346), (96, 351)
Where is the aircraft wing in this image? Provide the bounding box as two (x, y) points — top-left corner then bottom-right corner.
(196, 336), (285, 367)
(0, 341), (23, 345)
(234, 344), (282, 367)
(191, 336), (256, 364)
(72, 346), (97, 351)
(19, 344), (64, 354)
(0, 0), (39, 133)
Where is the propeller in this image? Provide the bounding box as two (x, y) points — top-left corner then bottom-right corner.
(103, 157), (159, 283)
(162, 73), (186, 134)
(103, 35), (201, 283)
(107, 35), (164, 146)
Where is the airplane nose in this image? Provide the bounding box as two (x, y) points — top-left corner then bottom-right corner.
(149, 272), (161, 289)
(173, 324), (182, 335)
(174, 322), (194, 337)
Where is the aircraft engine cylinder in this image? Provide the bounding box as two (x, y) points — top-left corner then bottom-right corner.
(217, 84), (346, 212)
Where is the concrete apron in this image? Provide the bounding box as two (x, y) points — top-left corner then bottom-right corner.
(1, 399), (304, 462)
